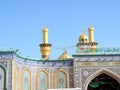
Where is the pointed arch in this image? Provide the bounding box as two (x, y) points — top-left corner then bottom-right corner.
(14, 66), (20, 90)
(84, 68), (120, 90)
(36, 69), (50, 90)
(22, 68), (32, 90)
(0, 64), (7, 90)
(54, 69), (69, 88)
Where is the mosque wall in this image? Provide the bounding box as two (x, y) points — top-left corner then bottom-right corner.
(13, 59), (73, 90)
(0, 51), (120, 90)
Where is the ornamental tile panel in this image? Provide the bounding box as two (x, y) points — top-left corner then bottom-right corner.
(0, 53), (13, 60)
(14, 55), (73, 67)
(74, 55), (120, 62)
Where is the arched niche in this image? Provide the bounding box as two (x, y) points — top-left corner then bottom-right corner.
(54, 69), (69, 89)
(36, 69), (50, 90)
(22, 68), (32, 90)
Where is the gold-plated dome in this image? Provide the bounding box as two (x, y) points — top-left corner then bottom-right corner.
(58, 50), (71, 60)
(79, 33), (89, 43)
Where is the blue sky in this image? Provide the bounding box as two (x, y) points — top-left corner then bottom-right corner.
(0, 0), (120, 59)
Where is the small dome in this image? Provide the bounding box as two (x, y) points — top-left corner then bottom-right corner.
(79, 33), (89, 43)
(58, 50), (71, 60)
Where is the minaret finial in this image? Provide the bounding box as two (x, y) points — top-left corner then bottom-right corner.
(44, 24), (47, 28)
(82, 28), (84, 34)
(63, 48), (67, 54)
(90, 24), (92, 27)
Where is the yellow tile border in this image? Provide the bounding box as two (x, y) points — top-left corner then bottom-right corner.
(14, 66), (20, 90)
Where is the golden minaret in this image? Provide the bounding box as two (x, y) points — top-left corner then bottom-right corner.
(39, 27), (52, 60)
(88, 25), (98, 51)
(88, 25), (94, 42)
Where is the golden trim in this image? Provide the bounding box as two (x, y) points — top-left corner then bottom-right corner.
(14, 66), (20, 90)
(54, 69), (69, 88)
(36, 69), (50, 90)
(22, 68), (32, 90)
(115, 61), (120, 65)
(84, 62), (91, 66)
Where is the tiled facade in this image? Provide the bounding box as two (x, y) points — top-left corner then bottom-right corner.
(0, 50), (120, 90)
